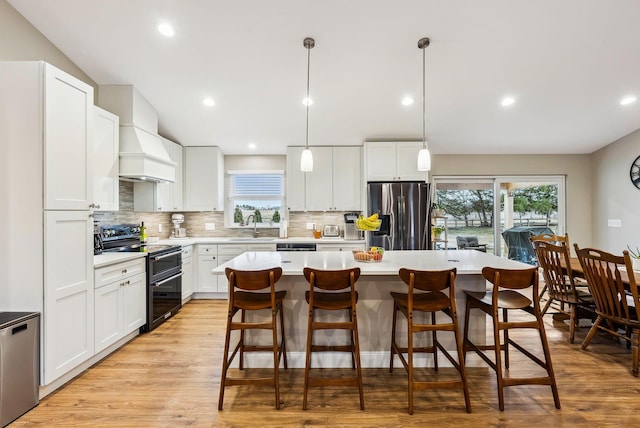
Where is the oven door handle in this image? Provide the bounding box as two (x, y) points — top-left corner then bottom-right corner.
(151, 250), (182, 261)
(151, 272), (183, 287)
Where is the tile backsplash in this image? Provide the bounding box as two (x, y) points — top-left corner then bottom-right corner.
(94, 181), (360, 239)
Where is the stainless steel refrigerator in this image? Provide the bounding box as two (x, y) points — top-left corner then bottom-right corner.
(367, 182), (431, 250)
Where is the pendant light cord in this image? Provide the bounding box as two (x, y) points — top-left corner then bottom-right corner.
(306, 44), (311, 150)
(422, 44), (426, 149)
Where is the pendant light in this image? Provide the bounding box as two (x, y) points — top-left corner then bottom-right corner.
(300, 37), (315, 172)
(417, 37), (431, 172)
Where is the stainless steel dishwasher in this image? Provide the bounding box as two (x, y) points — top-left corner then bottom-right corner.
(0, 312), (40, 427)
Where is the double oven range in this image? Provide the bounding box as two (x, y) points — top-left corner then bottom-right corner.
(95, 223), (182, 332)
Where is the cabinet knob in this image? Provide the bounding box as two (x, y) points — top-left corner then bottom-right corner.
(122, 269), (127, 273)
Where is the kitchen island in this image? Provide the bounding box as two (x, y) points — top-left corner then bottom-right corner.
(212, 250), (531, 368)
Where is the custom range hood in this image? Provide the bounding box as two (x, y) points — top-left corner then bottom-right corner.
(98, 85), (175, 183)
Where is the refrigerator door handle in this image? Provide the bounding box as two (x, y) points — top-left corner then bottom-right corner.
(397, 195), (406, 250)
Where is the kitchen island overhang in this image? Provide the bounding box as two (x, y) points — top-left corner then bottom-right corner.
(212, 250), (532, 369)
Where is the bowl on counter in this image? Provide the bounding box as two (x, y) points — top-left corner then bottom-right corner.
(352, 247), (384, 262)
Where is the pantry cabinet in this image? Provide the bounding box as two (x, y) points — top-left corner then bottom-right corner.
(133, 137), (183, 212)
(184, 146), (224, 211)
(93, 106), (119, 211)
(287, 146), (361, 212)
(365, 141), (427, 182)
(94, 258), (146, 353)
(1, 61), (96, 386)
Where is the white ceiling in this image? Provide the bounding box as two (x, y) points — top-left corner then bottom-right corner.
(9, 0), (640, 155)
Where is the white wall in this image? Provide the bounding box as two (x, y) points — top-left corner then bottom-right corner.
(0, 0), (95, 89)
(591, 129), (640, 253)
(430, 154), (593, 250)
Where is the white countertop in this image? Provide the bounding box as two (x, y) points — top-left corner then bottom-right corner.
(153, 237), (365, 246)
(94, 252), (146, 268)
(211, 250), (532, 276)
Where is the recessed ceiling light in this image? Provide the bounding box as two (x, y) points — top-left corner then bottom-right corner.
(157, 23), (175, 37)
(248, 142), (256, 150)
(620, 95), (637, 106)
(501, 96), (515, 107)
(302, 97), (313, 106)
(402, 96), (414, 106)
(203, 97), (215, 107)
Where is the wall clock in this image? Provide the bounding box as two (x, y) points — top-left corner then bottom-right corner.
(631, 155), (640, 189)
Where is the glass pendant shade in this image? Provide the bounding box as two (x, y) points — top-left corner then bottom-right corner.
(300, 148), (313, 172)
(417, 147), (431, 171)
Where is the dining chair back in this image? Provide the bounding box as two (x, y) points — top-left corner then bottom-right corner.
(574, 245), (640, 377)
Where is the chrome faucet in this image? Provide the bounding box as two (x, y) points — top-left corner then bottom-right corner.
(244, 214), (260, 238)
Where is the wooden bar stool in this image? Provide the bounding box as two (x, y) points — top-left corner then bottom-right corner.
(218, 267), (287, 410)
(390, 268), (471, 414)
(463, 266), (560, 411)
(302, 267), (364, 410)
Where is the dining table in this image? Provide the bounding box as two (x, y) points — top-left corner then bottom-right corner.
(565, 257), (640, 286)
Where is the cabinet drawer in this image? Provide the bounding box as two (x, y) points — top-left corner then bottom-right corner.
(245, 243), (276, 252)
(197, 244), (217, 256)
(182, 245), (193, 259)
(317, 244), (364, 252)
(95, 258), (146, 289)
(218, 244), (247, 256)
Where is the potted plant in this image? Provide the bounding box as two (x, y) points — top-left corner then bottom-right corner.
(233, 207), (244, 225)
(272, 210), (281, 223)
(432, 225), (445, 240)
(431, 203), (445, 218)
(254, 209), (263, 223)
(627, 245), (640, 271)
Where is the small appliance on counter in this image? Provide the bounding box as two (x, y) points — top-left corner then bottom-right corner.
(322, 224), (340, 237)
(171, 214), (187, 238)
(344, 212), (363, 240)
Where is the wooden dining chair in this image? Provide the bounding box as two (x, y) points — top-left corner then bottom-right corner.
(218, 267), (288, 410)
(463, 266), (561, 411)
(531, 238), (595, 343)
(389, 268), (471, 414)
(302, 267), (364, 410)
(574, 245), (640, 377)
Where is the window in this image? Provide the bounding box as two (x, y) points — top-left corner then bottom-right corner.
(226, 170), (284, 227)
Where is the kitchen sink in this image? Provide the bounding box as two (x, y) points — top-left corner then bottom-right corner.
(228, 238), (276, 242)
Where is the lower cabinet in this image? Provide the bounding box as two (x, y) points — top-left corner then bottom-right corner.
(316, 243), (365, 252)
(181, 245), (194, 302)
(196, 245), (219, 293)
(94, 259), (146, 353)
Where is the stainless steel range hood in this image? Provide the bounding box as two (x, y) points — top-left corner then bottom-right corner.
(119, 125), (176, 183)
(97, 85), (176, 183)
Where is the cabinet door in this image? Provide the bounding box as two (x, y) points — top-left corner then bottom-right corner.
(333, 147), (362, 211)
(44, 210), (94, 384)
(44, 63), (94, 210)
(184, 147), (223, 211)
(197, 255), (219, 292)
(92, 106), (119, 211)
(182, 257), (194, 300)
(286, 147), (306, 211)
(122, 272), (146, 334)
(305, 147), (333, 211)
(365, 142), (398, 181)
(395, 141), (427, 181)
(171, 142), (183, 210)
(94, 281), (121, 353)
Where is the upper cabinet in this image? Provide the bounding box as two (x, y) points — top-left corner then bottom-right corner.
(287, 146), (362, 212)
(133, 137), (183, 212)
(44, 64), (94, 210)
(183, 146), (224, 211)
(364, 141), (427, 182)
(93, 106), (119, 211)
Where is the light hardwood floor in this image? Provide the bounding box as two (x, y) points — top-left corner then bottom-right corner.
(10, 300), (640, 427)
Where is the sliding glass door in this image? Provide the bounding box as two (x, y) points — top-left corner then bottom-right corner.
(433, 176), (565, 261)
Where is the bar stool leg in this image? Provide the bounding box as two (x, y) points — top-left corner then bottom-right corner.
(390, 301), (398, 372)
(218, 308), (234, 411)
(349, 309), (356, 369)
(432, 312), (439, 371)
(407, 310), (414, 415)
(536, 310), (561, 409)
(303, 305), (314, 410)
(492, 309), (505, 411)
(453, 310), (472, 413)
(279, 301), (288, 369)
(271, 307), (281, 410)
(239, 309), (245, 370)
(503, 308), (510, 369)
(353, 307), (365, 411)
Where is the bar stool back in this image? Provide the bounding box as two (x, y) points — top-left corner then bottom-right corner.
(462, 266), (560, 411)
(390, 268), (471, 414)
(218, 267), (287, 410)
(302, 267), (364, 410)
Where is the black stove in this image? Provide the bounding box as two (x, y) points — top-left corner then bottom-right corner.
(97, 223), (180, 255)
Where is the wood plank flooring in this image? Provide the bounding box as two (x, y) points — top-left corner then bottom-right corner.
(10, 300), (640, 427)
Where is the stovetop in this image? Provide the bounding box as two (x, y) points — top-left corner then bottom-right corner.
(96, 223), (180, 255)
(103, 244), (178, 254)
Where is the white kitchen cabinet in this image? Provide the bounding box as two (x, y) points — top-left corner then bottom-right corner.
(184, 146), (224, 211)
(44, 210), (95, 384)
(44, 63), (94, 211)
(93, 106), (119, 211)
(365, 141), (427, 182)
(133, 137), (183, 212)
(0, 61), (96, 387)
(181, 245), (194, 302)
(287, 146), (362, 212)
(94, 258), (146, 353)
(316, 243), (365, 252)
(196, 245), (219, 293)
(286, 146), (306, 211)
